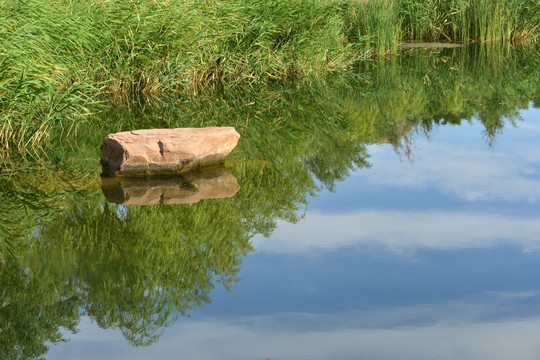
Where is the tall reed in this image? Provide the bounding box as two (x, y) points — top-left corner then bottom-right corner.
(1, 0), (539, 157)
(449, 0), (521, 42)
(0, 0), (367, 156)
(400, 0), (449, 41)
(400, 0), (540, 42)
(343, 0), (402, 55)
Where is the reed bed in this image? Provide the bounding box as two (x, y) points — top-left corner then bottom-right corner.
(1, 0), (539, 156)
(400, 0), (540, 42)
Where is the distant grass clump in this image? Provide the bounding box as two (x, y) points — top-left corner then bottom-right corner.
(1, 0), (539, 156)
(400, 0), (540, 42)
(342, 0), (402, 55)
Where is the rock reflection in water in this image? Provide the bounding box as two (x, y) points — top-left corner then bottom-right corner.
(101, 165), (240, 205)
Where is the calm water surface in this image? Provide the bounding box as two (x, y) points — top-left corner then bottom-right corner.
(2, 45), (540, 359)
(50, 106), (540, 360)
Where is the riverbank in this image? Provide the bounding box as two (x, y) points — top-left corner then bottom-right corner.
(1, 0), (539, 156)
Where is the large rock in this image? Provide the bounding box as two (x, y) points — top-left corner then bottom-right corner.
(100, 127), (240, 177)
(101, 165), (240, 205)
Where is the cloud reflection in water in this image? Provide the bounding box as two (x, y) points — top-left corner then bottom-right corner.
(49, 111), (540, 360)
(52, 291), (540, 360)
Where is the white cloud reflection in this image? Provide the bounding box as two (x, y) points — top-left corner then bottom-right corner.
(151, 319), (540, 360)
(251, 116), (540, 256)
(50, 292), (540, 360)
(47, 111), (540, 360)
(360, 117), (540, 203)
(253, 210), (540, 255)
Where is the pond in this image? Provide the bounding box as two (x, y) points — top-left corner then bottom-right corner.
(1, 44), (540, 359)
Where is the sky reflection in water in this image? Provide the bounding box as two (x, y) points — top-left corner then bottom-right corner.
(47, 107), (540, 359)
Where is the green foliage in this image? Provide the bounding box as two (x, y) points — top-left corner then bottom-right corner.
(28, 198), (254, 346)
(400, 0), (451, 41)
(0, 58), (94, 158)
(399, 0), (540, 42)
(346, 44), (540, 152)
(449, 0), (539, 42)
(0, 256), (79, 360)
(0, 0), (364, 154)
(2, 0), (540, 155)
(343, 0), (403, 55)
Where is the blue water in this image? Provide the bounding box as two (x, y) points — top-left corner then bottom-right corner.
(48, 106), (540, 360)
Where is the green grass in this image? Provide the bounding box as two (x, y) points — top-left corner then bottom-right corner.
(1, 0), (539, 156)
(342, 0), (402, 55)
(400, 0), (540, 42)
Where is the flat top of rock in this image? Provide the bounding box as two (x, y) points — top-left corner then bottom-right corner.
(107, 127), (239, 140)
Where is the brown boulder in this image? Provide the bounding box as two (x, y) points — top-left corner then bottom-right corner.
(101, 165), (240, 205)
(100, 127), (240, 177)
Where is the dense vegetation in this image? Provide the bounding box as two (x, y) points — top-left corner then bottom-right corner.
(1, 0), (540, 155)
(1, 2), (540, 357)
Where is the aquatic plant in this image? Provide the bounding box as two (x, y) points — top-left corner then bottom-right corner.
(340, 0), (402, 55)
(1, 0), (540, 155)
(400, 0), (540, 42)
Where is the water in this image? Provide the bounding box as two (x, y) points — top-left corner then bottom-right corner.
(1, 44), (540, 359)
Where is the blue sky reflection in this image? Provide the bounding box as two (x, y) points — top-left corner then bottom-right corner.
(48, 108), (540, 359)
